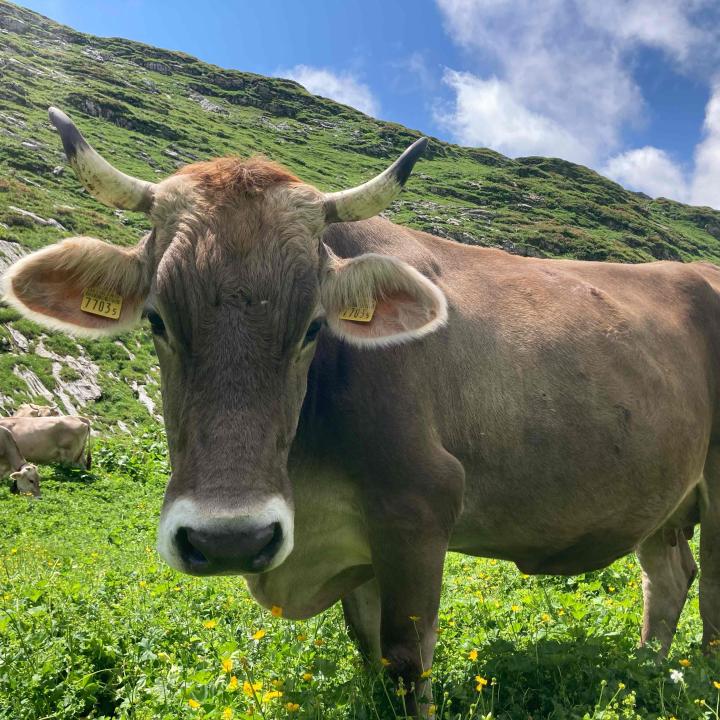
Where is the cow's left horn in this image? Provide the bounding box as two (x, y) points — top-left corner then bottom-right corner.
(48, 106), (156, 212)
(323, 137), (428, 223)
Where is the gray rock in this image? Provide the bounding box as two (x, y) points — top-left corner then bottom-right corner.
(7, 206), (66, 231)
(0, 16), (27, 34)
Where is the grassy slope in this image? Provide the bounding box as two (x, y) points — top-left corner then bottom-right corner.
(3, 0), (720, 423)
(2, 2), (720, 719)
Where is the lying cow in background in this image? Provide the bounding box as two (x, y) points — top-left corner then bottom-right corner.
(13, 403), (60, 418)
(0, 416), (91, 470)
(0, 426), (40, 497)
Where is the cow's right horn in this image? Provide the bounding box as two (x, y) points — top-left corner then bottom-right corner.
(323, 136), (428, 223)
(48, 106), (156, 213)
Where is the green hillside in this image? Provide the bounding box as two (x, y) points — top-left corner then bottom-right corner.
(2, 0), (720, 425)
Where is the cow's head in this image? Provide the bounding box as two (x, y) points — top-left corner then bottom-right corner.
(10, 463), (40, 497)
(4, 108), (447, 575)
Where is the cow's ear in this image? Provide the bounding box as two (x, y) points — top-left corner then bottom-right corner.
(3, 236), (151, 337)
(321, 251), (448, 347)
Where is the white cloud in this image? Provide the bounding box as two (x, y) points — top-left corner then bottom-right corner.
(600, 84), (720, 208)
(434, 0), (718, 169)
(603, 147), (688, 201)
(439, 71), (592, 163)
(691, 85), (720, 208)
(578, 0), (706, 63)
(277, 65), (379, 117)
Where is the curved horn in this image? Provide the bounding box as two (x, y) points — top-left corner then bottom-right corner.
(323, 137), (428, 223)
(48, 106), (155, 212)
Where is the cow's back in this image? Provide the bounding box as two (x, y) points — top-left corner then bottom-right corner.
(0, 416), (90, 466)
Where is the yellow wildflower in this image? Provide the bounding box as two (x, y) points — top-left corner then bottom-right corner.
(188, 698), (200, 709)
(618, 682), (626, 690)
(222, 709), (234, 720)
(138, 580), (147, 588)
(511, 604), (521, 612)
(541, 613), (551, 622)
(302, 672), (314, 682)
(428, 704), (437, 716)
(468, 649), (478, 661)
(227, 676), (239, 692)
(714, 681), (720, 689)
(476, 675), (489, 692)
(222, 657), (233, 673)
(409, 615), (420, 622)
(421, 668), (432, 678)
(243, 680), (263, 697)
(679, 659), (691, 667)
(203, 619), (217, 629)
(286, 702), (300, 712)
(262, 690), (283, 701)
(252, 629), (266, 641)
(396, 686), (407, 697)
(271, 605), (283, 617)
(381, 658), (391, 667)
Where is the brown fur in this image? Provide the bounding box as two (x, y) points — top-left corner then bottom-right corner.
(175, 156), (299, 196)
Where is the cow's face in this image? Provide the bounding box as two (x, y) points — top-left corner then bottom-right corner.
(4, 108), (447, 576)
(11, 464), (40, 497)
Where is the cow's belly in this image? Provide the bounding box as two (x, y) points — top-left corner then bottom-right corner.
(245, 467), (372, 619)
(449, 460), (705, 575)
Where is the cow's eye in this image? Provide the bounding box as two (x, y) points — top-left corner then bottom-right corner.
(303, 318), (323, 347)
(146, 310), (166, 337)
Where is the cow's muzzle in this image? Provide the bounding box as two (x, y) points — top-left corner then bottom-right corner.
(157, 497), (294, 575)
(175, 521), (283, 574)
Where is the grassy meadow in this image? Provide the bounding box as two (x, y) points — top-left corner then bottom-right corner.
(2, 429), (720, 720)
(5, 2), (720, 719)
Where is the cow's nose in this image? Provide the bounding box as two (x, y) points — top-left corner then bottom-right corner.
(174, 521), (283, 574)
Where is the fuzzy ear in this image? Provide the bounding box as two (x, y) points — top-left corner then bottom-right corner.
(3, 236), (151, 337)
(321, 251), (448, 347)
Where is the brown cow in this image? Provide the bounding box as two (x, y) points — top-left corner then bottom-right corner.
(0, 425), (40, 497)
(4, 106), (720, 715)
(0, 416), (91, 469)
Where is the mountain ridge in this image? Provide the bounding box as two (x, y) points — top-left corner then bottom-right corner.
(1, 0), (720, 426)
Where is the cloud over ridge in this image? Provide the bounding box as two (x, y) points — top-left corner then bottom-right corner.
(434, 0), (720, 207)
(277, 64), (379, 117)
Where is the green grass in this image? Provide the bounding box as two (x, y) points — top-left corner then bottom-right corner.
(2, 429), (720, 720)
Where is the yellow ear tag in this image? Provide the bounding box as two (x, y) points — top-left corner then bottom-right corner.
(339, 301), (376, 323)
(81, 287), (123, 320)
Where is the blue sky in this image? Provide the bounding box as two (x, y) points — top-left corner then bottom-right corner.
(16, 0), (720, 208)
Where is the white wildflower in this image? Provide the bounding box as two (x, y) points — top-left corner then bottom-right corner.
(669, 669), (684, 684)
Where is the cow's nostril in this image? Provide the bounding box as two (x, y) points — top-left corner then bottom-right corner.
(176, 526), (209, 567)
(251, 521), (283, 572)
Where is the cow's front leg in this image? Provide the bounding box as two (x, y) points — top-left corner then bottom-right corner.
(364, 447), (465, 718)
(342, 578), (381, 665)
